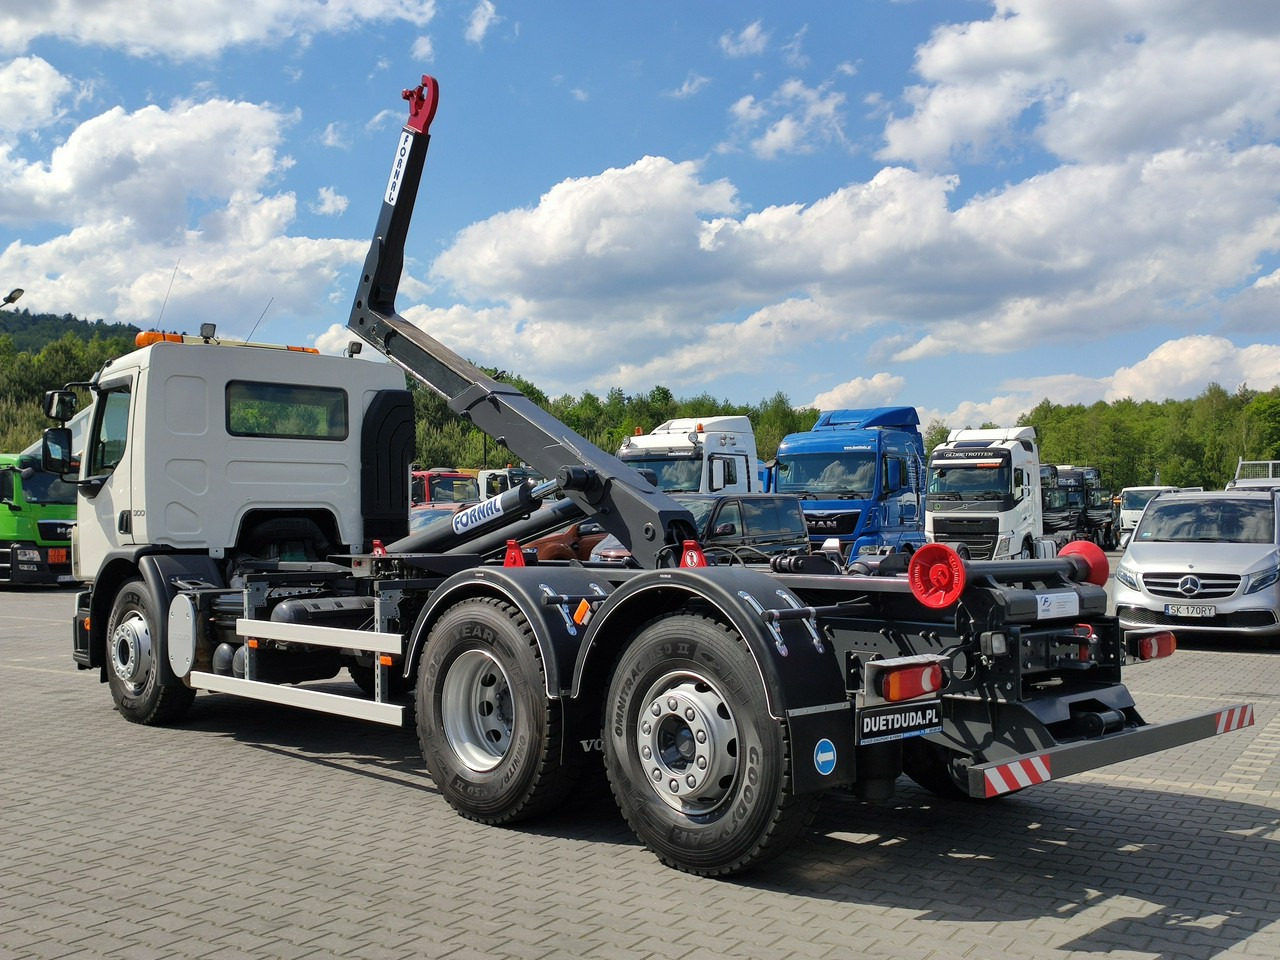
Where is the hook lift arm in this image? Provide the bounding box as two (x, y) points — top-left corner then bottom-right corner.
(347, 76), (698, 567)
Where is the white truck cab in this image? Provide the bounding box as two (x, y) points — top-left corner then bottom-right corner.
(925, 426), (1047, 560)
(617, 416), (759, 495)
(53, 332), (412, 581)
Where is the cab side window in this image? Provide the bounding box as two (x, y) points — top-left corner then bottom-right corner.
(90, 386), (132, 477)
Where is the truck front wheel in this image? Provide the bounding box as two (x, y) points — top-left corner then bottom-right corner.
(105, 578), (196, 725)
(603, 613), (817, 876)
(416, 597), (573, 824)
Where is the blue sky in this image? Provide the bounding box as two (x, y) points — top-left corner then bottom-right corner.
(3, 1), (1279, 428)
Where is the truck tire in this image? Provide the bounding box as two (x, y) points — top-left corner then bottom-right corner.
(603, 613), (817, 876)
(105, 578), (196, 725)
(902, 737), (990, 801)
(1019, 538), (1033, 560)
(416, 597), (573, 824)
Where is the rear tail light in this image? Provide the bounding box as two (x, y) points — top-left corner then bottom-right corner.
(1137, 631), (1176, 660)
(876, 661), (944, 702)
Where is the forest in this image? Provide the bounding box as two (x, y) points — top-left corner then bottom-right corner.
(2, 309), (1278, 491)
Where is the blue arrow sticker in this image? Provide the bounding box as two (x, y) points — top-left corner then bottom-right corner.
(814, 738), (837, 776)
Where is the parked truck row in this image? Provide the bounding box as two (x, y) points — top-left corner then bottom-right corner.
(39, 76), (1254, 877)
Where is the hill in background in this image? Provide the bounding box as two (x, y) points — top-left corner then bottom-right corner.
(0, 309), (141, 354)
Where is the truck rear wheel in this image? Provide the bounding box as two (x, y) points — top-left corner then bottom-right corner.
(603, 613), (817, 876)
(416, 597), (572, 824)
(105, 578), (196, 725)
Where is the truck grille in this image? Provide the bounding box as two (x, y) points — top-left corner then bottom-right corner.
(1141, 571), (1241, 600)
(804, 511), (860, 537)
(930, 516), (999, 559)
(37, 519), (74, 543)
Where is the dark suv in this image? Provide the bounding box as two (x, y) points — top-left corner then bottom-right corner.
(590, 493), (810, 564)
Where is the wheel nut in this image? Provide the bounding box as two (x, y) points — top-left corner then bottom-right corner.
(696, 730), (706, 743)
(669, 779), (679, 793)
(685, 708), (695, 721)
(641, 721), (651, 735)
(641, 746), (652, 760)
(667, 697), (678, 711)
(697, 756), (707, 769)
(651, 702), (661, 717)
(686, 775), (696, 787)
(651, 769), (662, 782)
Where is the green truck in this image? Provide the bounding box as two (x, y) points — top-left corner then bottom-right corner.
(0, 452), (77, 585)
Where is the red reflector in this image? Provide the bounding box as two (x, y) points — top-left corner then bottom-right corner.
(1060, 539), (1109, 586)
(907, 543), (966, 608)
(679, 540), (708, 567)
(503, 539), (526, 567)
(1138, 631), (1176, 660)
(878, 663), (944, 702)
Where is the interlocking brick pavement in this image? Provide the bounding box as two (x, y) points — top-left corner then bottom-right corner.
(2, 587), (1277, 960)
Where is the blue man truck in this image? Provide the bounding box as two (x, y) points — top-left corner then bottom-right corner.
(770, 407), (926, 556)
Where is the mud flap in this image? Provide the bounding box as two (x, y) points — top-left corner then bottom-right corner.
(787, 702), (856, 794)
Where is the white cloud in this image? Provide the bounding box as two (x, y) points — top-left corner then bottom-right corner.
(1108, 335), (1280, 402)
(808, 373), (905, 410)
(411, 34), (435, 61)
(0, 96), (362, 332)
(723, 78), (850, 158)
(320, 122), (345, 148)
(0, 1), (437, 59)
(880, 1), (1280, 168)
(666, 73), (710, 99)
(0, 56), (72, 133)
(465, 1), (500, 45)
(720, 20), (769, 58)
(311, 186), (348, 216)
(781, 27), (809, 69)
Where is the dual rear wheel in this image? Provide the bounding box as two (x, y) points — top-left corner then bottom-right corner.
(416, 600), (815, 875)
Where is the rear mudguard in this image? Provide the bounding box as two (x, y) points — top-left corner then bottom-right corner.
(406, 564), (857, 793)
(576, 564), (856, 794)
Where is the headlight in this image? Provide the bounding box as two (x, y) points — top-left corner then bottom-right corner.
(16, 548), (41, 562)
(994, 534), (1012, 558)
(1246, 565), (1280, 595)
(1115, 563), (1140, 590)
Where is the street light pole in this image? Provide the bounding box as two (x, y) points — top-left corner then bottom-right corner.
(1, 288), (23, 310)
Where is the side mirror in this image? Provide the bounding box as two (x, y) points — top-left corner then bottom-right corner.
(43, 390), (78, 422)
(709, 458), (726, 492)
(1119, 532), (1132, 550)
(884, 459), (903, 494)
(42, 428), (74, 476)
(712, 522), (736, 538)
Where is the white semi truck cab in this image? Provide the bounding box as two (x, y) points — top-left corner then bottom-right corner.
(616, 416), (759, 494)
(925, 426), (1046, 560)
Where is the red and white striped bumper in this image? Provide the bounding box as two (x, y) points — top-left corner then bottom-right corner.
(968, 703), (1255, 799)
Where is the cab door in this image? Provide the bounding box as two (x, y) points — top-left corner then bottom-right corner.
(75, 376), (136, 579)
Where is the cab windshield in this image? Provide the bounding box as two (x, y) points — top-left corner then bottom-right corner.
(619, 454), (702, 493)
(1121, 489), (1162, 511)
(927, 462), (1010, 500)
(774, 452), (876, 498)
(16, 460), (77, 505)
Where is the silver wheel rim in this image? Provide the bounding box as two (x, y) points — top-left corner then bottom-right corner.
(635, 671), (739, 814)
(110, 611), (153, 695)
(441, 649), (514, 772)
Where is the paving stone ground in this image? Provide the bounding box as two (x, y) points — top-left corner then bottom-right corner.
(2, 585), (1277, 960)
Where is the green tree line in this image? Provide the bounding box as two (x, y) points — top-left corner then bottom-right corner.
(923, 383), (1280, 490)
(3, 311), (1278, 488)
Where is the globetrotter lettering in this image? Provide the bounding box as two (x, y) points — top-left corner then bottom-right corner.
(452, 496), (506, 534)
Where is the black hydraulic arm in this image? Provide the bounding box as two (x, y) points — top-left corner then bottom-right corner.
(348, 76), (698, 567)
